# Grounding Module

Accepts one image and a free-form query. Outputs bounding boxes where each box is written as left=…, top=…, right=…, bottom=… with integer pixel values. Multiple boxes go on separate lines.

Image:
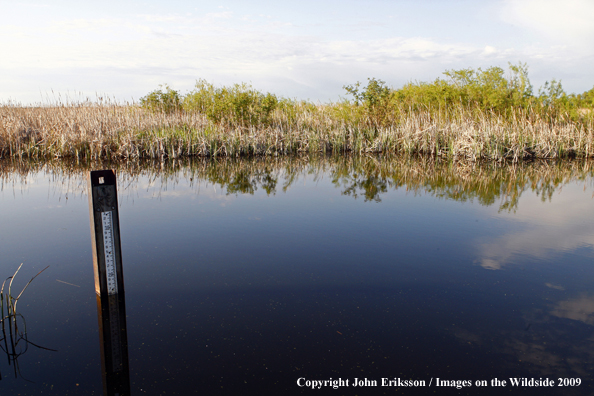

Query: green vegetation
left=342, top=63, right=593, bottom=124
left=182, top=79, right=279, bottom=127
left=139, top=85, right=182, bottom=114
left=1, top=264, right=53, bottom=379
left=1, top=63, right=593, bottom=161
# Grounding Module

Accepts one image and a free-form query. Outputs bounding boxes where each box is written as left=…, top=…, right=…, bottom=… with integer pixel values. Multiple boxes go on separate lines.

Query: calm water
left=1, top=156, right=594, bottom=395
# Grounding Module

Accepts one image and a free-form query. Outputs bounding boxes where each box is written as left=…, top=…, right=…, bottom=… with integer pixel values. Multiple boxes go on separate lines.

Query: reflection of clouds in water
left=505, top=296, right=594, bottom=378
left=551, top=294, right=594, bottom=325
left=451, top=326, right=482, bottom=345
left=451, top=306, right=594, bottom=378
left=449, top=288, right=594, bottom=378
left=477, top=185, right=594, bottom=269
left=503, top=339, right=571, bottom=376
left=545, top=283, right=565, bottom=291
left=449, top=326, right=572, bottom=376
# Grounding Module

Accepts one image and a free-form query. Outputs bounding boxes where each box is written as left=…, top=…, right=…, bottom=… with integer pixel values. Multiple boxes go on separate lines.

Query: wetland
left=1, top=155, right=594, bottom=395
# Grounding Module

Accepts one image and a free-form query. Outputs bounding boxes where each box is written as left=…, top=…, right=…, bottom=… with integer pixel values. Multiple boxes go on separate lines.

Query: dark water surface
left=1, top=156, right=594, bottom=395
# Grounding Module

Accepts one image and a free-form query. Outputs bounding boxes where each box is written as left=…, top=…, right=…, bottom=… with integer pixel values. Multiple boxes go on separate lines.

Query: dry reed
left=1, top=101, right=593, bottom=162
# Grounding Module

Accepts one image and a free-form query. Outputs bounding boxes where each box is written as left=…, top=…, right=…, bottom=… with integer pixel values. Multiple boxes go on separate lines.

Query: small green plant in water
left=1, top=263, right=54, bottom=381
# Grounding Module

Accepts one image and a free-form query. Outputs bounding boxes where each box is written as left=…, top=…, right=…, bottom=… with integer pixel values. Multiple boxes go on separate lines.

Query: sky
left=1, top=0, right=593, bottom=104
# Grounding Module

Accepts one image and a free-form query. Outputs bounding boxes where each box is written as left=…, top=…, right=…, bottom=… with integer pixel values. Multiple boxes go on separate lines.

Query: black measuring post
left=88, top=170, right=125, bottom=296
left=87, top=170, right=130, bottom=396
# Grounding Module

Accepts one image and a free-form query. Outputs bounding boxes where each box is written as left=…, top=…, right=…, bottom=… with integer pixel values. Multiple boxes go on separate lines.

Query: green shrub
left=578, top=86, right=594, bottom=108
left=183, top=80, right=278, bottom=127
left=340, top=62, right=592, bottom=124
left=139, top=85, right=182, bottom=114
left=343, top=78, right=394, bottom=127
left=391, top=62, right=534, bottom=116
left=139, top=63, right=593, bottom=129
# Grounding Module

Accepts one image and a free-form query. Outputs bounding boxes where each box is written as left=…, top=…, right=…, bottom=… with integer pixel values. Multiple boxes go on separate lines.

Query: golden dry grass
left=1, top=101, right=593, bottom=161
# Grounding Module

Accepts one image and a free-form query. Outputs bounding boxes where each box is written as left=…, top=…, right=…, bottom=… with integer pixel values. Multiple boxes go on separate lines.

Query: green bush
left=343, top=78, right=394, bottom=127
left=341, top=62, right=594, bottom=124
left=139, top=63, right=593, bottom=128
left=578, top=86, right=594, bottom=108
left=392, top=62, right=534, bottom=116
left=183, top=80, right=278, bottom=127
left=139, top=85, right=182, bottom=114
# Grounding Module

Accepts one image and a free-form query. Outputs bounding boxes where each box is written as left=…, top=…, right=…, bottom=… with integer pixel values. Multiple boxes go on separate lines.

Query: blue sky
left=1, top=0, right=593, bottom=104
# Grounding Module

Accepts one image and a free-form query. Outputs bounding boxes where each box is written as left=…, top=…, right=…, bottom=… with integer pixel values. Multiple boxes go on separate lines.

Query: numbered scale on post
left=101, top=210, right=123, bottom=371
left=101, top=211, right=119, bottom=295
left=88, top=170, right=123, bottom=297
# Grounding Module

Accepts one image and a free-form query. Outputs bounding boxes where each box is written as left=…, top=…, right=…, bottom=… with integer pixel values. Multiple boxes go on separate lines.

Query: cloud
left=2, top=3, right=592, bottom=104
left=2, top=9, right=507, bottom=103
left=500, top=0, right=594, bottom=46
left=48, top=18, right=121, bottom=34
left=137, top=11, right=233, bottom=26
left=482, top=45, right=498, bottom=57
left=0, top=18, right=485, bottom=72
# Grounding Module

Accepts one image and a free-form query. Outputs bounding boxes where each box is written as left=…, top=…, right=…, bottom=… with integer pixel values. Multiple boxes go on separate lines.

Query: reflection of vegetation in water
left=0, top=263, right=54, bottom=381
left=1, top=156, right=593, bottom=212
left=204, top=164, right=279, bottom=196
left=329, top=156, right=594, bottom=211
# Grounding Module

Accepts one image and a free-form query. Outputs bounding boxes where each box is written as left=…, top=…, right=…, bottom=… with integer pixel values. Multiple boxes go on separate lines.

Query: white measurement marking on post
left=101, top=211, right=118, bottom=295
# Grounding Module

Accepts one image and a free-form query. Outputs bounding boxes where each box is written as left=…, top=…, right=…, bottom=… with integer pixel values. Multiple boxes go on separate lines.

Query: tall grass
left=1, top=64, right=593, bottom=161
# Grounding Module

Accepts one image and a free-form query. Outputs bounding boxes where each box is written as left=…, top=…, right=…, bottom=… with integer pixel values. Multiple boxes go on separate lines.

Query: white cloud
left=482, top=45, right=498, bottom=56
left=500, top=0, right=594, bottom=45
left=1, top=2, right=593, bottom=104
left=2, top=10, right=510, bottom=103
left=0, top=19, right=487, bottom=73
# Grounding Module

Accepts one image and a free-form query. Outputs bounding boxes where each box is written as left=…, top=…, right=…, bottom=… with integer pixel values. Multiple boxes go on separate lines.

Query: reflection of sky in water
left=0, top=159, right=593, bottom=395
left=478, top=182, right=594, bottom=270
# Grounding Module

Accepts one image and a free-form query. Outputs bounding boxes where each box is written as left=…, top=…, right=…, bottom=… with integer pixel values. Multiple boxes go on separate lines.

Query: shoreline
left=1, top=103, right=593, bottom=162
